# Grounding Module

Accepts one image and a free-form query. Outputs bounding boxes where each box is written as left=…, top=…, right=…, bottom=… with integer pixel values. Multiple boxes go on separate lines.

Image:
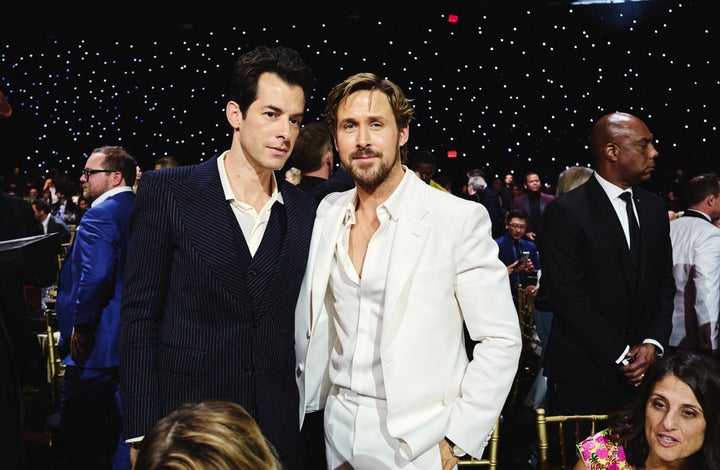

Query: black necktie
left=619, top=192, right=640, bottom=268
left=514, top=240, right=522, bottom=261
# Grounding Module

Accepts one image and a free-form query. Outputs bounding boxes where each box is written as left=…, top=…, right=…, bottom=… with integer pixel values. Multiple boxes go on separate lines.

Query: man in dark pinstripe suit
left=119, top=46, right=316, bottom=470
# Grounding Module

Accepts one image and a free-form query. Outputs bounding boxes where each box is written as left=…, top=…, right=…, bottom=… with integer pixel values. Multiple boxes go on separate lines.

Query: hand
left=525, top=231, right=537, bottom=241
left=619, top=343, right=659, bottom=387
left=507, top=261, right=519, bottom=275
left=439, top=439, right=460, bottom=470
left=130, top=447, right=139, bottom=467
left=522, top=260, right=535, bottom=273
left=525, top=285, right=538, bottom=298
left=69, top=327, right=92, bottom=359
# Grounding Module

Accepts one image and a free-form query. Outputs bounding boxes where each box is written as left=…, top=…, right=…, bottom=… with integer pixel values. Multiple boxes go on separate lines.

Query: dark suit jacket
left=308, top=165, right=354, bottom=204
left=56, top=190, right=135, bottom=369
left=46, top=215, right=72, bottom=245
left=120, top=157, right=316, bottom=469
left=513, top=191, right=555, bottom=238
left=539, top=176, right=674, bottom=390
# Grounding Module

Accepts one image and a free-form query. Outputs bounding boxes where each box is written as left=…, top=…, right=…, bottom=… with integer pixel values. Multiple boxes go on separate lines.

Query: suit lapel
left=310, top=193, right=353, bottom=328
left=586, top=178, right=637, bottom=292
left=173, top=158, right=250, bottom=297
left=382, top=177, right=430, bottom=348
left=634, top=189, right=655, bottom=289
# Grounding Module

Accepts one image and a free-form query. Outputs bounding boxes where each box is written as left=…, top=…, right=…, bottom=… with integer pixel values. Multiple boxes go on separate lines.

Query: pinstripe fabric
left=120, top=156, right=316, bottom=469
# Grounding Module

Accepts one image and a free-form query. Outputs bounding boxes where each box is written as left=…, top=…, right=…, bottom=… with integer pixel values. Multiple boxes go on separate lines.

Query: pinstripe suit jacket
left=120, top=156, right=316, bottom=468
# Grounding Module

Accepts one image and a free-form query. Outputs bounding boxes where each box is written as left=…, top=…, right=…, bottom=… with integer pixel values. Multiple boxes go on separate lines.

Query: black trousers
left=58, top=366, right=129, bottom=470
left=301, top=410, right=327, bottom=470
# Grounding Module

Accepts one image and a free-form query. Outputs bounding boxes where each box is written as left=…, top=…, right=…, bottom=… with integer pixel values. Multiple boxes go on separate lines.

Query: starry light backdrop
left=0, top=0, right=716, bottom=196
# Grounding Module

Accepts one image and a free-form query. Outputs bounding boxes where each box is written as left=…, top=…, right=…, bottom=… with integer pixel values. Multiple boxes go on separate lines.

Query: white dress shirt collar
left=92, top=186, right=132, bottom=207
left=217, top=150, right=284, bottom=205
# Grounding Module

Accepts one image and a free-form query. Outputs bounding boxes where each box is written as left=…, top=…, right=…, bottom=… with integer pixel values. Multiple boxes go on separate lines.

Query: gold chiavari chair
left=457, top=417, right=501, bottom=469
left=535, top=407, right=608, bottom=470
left=505, top=284, right=542, bottom=413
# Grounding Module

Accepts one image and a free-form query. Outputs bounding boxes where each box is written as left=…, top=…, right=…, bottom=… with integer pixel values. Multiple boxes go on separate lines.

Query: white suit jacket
left=669, top=211, right=720, bottom=352
left=295, top=170, right=522, bottom=460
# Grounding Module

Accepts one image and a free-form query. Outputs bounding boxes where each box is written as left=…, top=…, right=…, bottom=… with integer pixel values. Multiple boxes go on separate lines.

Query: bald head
left=589, top=112, right=658, bottom=189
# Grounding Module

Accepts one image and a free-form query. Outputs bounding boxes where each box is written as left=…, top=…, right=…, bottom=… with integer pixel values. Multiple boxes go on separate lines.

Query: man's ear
left=605, top=143, right=619, bottom=162
left=226, top=100, right=243, bottom=130
left=113, top=171, right=126, bottom=188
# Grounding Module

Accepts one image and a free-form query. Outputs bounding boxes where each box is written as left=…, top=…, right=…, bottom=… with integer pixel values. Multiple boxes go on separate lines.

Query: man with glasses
left=56, top=145, right=136, bottom=469
left=495, top=209, right=540, bottom=300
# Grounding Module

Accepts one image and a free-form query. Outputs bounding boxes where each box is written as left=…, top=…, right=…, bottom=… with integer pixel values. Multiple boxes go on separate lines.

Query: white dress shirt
left=327, top=170, right=410, bottom=400
left=593, top=172, right=663, bottom=360
left=217, top=151, right=282, bottom=257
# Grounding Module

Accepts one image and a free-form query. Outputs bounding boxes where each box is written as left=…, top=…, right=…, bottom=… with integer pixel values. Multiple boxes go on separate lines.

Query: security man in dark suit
left=540, top=111, right=674, bottom=418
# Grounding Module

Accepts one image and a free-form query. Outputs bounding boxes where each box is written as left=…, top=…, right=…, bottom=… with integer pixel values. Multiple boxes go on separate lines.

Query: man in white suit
left=294, top=72, right=522, bottom=469
left=668, top=172, right=720, bottom=356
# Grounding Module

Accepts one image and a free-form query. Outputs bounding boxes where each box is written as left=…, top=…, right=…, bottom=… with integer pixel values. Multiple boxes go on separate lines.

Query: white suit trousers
left=324, top=387, right=452, bottom=470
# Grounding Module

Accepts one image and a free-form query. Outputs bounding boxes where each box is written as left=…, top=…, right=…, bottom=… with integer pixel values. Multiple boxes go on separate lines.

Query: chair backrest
left=535, top=407, right=608, bottom=470
left=44, top=307, right=64, bottom=408
left=517, top=284, right=540, bottom=349
left=457, top=417, right=501, bottom=469
left=504, top=284, right=542, bottom=414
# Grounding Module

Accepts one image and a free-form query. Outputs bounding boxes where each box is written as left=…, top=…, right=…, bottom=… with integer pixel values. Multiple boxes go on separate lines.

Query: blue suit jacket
left=56, top=189, right=135, bottom=369
left=120, top=156, right=316, bottom=469
left=495, top=233, right=540, bottom=293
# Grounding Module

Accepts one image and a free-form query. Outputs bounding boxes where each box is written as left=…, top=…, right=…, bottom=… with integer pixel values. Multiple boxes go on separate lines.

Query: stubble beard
left=82, top=186, right=97, bottom=203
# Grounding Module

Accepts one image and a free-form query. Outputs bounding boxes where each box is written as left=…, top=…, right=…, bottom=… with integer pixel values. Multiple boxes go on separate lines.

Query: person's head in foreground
left=576, top=350, right=720, bottom=470
left=134, top=400, right=282, bottom=470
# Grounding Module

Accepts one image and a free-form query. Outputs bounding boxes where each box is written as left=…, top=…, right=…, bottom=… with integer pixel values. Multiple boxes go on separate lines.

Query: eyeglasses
left=508, top=223, right=527, bottom=230
left=81, top=168, right=115, bottom=179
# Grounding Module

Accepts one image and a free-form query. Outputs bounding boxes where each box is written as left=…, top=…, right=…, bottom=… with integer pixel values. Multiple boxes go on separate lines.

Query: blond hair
left=134, top=401, right=281, bottom=470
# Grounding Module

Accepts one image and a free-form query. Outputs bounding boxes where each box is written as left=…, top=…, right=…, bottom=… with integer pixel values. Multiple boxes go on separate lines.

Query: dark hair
left=154, top=156, right=179, bottom=169
left=229, top=46, right=314, bottom=118
left=323, top=72, right=414, bottom=136
left=684, top=172, right=720, bottom=207
left=524, top=171, right=540, bottom=183
left=409, top=150, right=436, bottom=167
left=608, top=350, right=720, bottom=470
left=31, top=197, right=52, bottom=214
left=290, top=121, right=332, bottom=173
left=92, top=145, right=137, bottom=187
left=506, top=209, right=528, bottom=223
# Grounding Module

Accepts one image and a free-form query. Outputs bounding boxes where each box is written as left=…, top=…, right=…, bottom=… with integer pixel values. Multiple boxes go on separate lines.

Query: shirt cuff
left=615, top=345, right=631, bottom=364
left=643, top=339, right=664, bottom=357
left=126, top=436, right=144, bottom=448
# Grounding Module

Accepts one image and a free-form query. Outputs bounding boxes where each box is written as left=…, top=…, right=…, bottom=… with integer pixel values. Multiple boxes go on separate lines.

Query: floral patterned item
left=576, top=428, right=632, bottom=470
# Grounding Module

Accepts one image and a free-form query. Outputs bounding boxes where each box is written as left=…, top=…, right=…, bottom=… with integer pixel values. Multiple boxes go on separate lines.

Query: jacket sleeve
left=120, top=171, right=174, bottom=439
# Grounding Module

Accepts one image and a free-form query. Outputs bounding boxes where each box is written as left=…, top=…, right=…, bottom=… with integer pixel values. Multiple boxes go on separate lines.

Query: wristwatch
left=444, top=436, right=467, bottom=458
